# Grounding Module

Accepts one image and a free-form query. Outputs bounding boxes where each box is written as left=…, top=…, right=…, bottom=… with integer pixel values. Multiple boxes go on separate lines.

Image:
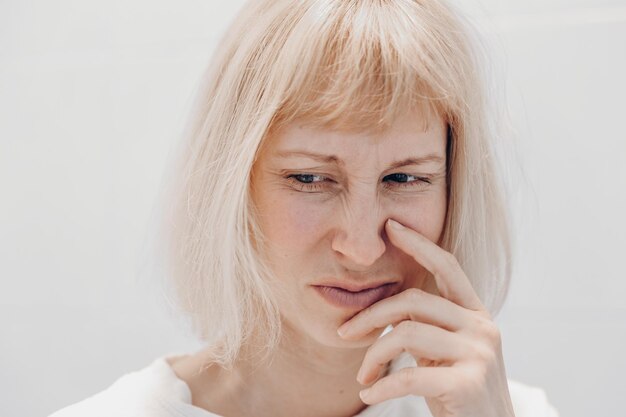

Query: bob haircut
left=155, top=0, right=512, bottom=369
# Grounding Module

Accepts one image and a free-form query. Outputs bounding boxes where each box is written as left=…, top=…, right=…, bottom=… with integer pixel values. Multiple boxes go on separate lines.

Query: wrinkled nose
left=331, top=200, right=387, bottom=268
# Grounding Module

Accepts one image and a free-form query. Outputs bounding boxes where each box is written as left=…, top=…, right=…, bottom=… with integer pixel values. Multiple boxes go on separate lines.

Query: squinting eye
left=286, top=173, right=432, bottom=193
left=286, top=174, right=330, bottom=192
left=290, top=174, right=326, bottom=184
left=382, top=173, right=432, bottom=189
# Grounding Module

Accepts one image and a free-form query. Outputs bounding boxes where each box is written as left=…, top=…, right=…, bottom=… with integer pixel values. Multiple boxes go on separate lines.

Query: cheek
left=262, top=195, right=331, bottom=249
left=391, top=193, right=447, bottom=242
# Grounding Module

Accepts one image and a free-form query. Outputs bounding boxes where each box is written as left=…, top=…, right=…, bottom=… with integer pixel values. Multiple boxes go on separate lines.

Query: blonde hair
left=154, top=0, right=513, bottom=369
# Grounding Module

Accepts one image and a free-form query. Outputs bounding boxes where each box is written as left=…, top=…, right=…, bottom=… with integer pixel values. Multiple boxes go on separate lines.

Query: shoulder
left=47, top=354, right=192, bottom=417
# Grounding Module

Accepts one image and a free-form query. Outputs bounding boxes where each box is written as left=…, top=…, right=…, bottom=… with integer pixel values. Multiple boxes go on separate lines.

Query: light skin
left=169, top=109, right=515, bottom=417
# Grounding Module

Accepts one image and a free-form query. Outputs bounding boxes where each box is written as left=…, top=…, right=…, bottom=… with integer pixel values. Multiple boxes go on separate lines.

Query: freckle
left=339, top=389, right=345, bottom=394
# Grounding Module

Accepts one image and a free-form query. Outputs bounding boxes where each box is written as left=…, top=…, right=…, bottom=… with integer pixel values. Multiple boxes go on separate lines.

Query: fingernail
left=359, top=388, right=371, bottom=401
left=388, top=219, right=404, bottom=230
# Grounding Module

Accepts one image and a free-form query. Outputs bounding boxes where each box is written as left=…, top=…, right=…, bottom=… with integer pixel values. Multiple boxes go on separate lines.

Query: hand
left=336, top=219, right=516, bottom=417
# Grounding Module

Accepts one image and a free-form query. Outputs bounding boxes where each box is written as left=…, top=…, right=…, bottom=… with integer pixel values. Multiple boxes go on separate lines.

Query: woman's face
left=250, top=110, right=448, bottom=349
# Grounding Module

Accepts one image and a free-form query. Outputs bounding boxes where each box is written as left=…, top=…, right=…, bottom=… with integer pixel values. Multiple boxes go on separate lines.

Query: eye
left=286, top=173, right=330, bottom=192
left=382, top=173, right=432, bottom=190
left=286, top=172, right=432, bottom=193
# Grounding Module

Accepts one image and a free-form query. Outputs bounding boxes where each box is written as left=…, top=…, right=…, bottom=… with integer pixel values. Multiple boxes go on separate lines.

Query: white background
left=1, top=1, right=625, bottom=416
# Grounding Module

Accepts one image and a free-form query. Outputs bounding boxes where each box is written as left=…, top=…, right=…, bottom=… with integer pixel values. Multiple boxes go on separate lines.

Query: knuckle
left=472, top=315, right=500, bottom=342
left=399, top=368, right=414, bottom=385
left=470, top=341, right=496, bottom=363
left=403, top=287, right=425, bottom=303
left=477, top=308, right=494, bottom=321
left=453, top=365, right=487, bottom=394
left=397, top=367, right=419, bottom=390
left=394, top=319, right=416, bottom=337
left=393, top=320, right=422, bottom=344
left=479, top=320, right=501, bottom=345
left=488, top=325, right=502, bottom=345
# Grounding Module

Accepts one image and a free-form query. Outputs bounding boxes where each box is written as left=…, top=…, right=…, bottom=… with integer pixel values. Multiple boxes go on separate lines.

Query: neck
left=177, top=324, right=390, bottom=417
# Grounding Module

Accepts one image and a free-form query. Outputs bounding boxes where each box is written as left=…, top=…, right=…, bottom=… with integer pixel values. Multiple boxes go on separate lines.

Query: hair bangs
left=271, top=0, right=461, bottom=134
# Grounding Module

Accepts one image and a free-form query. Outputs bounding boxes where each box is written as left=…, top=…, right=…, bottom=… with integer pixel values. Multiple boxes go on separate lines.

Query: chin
left=282, top=303, right=387, bottom=349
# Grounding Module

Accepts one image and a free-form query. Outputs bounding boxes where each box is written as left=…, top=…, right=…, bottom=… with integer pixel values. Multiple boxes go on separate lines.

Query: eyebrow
left=274, top=150, right=445, bottom=169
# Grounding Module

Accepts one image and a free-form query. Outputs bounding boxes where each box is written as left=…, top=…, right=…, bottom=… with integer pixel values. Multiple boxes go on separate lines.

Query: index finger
left=385, top=219, right=486, bottom=312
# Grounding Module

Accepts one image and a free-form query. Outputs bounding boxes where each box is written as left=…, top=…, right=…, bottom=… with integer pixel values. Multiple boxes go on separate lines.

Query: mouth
left=312, top=282, right=398, bottom=310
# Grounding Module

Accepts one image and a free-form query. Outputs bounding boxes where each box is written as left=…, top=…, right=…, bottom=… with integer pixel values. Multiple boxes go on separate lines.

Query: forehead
left=264, top=110, right=447, bottom=158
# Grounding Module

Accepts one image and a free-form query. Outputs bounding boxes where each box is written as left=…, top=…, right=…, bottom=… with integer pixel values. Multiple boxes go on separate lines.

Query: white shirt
left=49, top=351, right=559, bottom=417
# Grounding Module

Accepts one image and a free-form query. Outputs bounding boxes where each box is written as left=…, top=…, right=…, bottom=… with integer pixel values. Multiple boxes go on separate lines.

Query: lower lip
left=313, top=283, right=397, bottom=310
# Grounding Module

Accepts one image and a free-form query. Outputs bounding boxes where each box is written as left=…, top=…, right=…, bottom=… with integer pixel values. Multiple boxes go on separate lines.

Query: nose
left=331, top=199, right=387, bottom=268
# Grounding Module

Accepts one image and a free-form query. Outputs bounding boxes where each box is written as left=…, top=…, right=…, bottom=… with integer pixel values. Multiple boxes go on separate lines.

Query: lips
left=314, top=280, right=398, bottom=292
left=312, top=282, right=398, bottom=310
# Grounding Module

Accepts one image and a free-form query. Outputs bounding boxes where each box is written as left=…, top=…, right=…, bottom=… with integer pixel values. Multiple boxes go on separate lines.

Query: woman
left=51, top=0, right=559, bottom=416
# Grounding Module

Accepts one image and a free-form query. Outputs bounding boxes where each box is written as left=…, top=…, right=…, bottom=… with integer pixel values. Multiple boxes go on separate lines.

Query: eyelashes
left=285, top=173, right=433, bottom=193
left=286, top=174, right=327, bottom=192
